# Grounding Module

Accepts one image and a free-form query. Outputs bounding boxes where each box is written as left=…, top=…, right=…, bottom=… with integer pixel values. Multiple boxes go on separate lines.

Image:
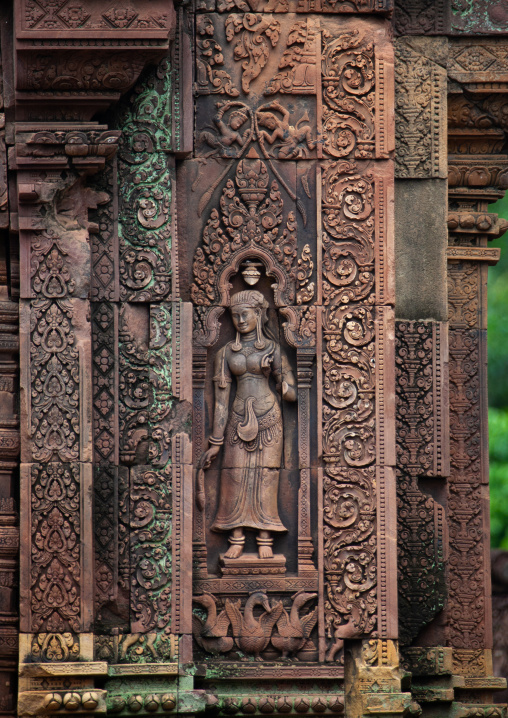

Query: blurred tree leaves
left=488, top=195, right=508, bottom=547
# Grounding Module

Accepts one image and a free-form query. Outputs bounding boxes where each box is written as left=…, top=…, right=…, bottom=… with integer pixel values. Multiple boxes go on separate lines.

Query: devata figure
left=199, top=290, right=297, bottom=560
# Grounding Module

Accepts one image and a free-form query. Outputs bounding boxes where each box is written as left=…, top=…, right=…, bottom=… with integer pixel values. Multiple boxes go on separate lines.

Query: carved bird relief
left=225, top=591, right=283, bottom=660
left=192, top=593, right=234, bottom=655
left=271, top=590, right=318, bottom=658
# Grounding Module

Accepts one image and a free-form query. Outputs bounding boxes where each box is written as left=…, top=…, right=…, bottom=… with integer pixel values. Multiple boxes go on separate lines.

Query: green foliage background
left=488, top=195, right=508, bottom=547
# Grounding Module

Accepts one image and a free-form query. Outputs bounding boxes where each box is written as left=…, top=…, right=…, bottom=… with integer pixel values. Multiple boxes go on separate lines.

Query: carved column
left=446, top=72, right=508, bottom=711
left=14, top=128, right=119, bottom=715
left=0, top=34, right=19, bottom=717
left=7, top=2, right=175, bottom=714
left=393, top=19, right=452, bottom=710
left=0, top=286, right=19, bottom=716
left=91, top=40, right=196, bottom=711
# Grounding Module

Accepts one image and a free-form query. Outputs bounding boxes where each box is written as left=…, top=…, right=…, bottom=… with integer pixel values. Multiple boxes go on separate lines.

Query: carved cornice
left=448, top=211, right=508, bottom=237
left=14, top=0, right=175, bottom=120
left=13, top=125, right=120, bottom=172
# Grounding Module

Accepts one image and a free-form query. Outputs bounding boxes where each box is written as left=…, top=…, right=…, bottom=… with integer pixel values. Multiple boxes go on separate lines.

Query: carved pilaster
left=445, top=55, right=508, bottom=714
left=0, top=296, right=19, bottom=715
left=12, top=125, right=120, bottom=714
left=395, top=319, right=449, bottom=646
left=344, top=640, right=412, bottom=718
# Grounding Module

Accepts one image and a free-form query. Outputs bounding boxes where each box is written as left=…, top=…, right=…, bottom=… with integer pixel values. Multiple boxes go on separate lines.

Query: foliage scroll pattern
left=118, top=307, right=175, bottom=635
left=321, top=30, right=375, bottom=160
left=116, top=58, right=173, bottom=302
left=321, top=157, right=378, bottom=654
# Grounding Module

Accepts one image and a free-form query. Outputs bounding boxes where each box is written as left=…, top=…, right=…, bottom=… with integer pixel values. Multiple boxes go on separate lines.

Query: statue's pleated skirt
left=211, top=402, right=287, bottom=532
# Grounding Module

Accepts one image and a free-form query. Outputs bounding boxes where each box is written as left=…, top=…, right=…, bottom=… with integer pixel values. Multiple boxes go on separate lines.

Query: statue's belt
left=231, top=399, right=280, bottom=443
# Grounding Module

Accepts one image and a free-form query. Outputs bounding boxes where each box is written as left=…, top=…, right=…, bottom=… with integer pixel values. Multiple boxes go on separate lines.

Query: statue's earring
left=254, top=313, right=265, bottom=350
left=232, top=330, right=241, bottom=351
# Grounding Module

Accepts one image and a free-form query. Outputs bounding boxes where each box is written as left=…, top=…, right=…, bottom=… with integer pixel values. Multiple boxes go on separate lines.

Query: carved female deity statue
left=199, top=290, right=297, bottom=560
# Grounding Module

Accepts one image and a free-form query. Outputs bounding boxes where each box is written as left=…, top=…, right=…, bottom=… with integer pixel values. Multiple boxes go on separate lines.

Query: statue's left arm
left=273, top=345, right=297, bottom=402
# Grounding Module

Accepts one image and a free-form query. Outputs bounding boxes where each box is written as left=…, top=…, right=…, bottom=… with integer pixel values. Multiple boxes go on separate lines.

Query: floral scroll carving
left=196, top=15, right=240, bottom=97
left=322, top=31, right=375, bottom=160
left=130, top=467, right=172, bottom=634
left=321, top=156, right=384, bottom=656
left=30, top=463, right=81, bottom=634
left=116, top=57, right=173, bottom=302
left=191, top=155, right=314, bottom=312
left=29, top=233, right=80, bottom=463
left=225, top=14, right=281, bottom=93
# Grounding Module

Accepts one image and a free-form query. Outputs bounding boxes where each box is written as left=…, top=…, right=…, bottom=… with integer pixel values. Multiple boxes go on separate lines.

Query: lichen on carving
left=115, top=57, right=173, bottom=301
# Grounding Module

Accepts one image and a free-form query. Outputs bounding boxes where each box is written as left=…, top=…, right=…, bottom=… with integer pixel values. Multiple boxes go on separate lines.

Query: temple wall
left=0, top=1, right=506, bottom=716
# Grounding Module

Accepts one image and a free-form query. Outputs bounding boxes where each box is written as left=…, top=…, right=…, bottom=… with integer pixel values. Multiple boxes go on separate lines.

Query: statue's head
left=230, top=109, right=248, bottom=130
left=258, top=112, right=278, bottom=130
left=230, top=290, right=269, bottom=350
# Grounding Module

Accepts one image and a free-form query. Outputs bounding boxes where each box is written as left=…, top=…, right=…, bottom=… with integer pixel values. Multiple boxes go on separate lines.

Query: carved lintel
left=449, top=40, right=508, bottom=89
left=14, top=126, right=120, bottom=175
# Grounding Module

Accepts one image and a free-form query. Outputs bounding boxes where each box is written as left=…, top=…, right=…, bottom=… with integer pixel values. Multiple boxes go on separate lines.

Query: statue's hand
left=261, top=351, right=273, bottom=376
left=281, top=380, right=289, bottom=397
left=199, top=444, right=221, bottom=470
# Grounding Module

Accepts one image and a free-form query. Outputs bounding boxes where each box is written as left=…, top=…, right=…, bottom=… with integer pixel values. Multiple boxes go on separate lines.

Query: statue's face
left=230, top=115, right=244, bottom=130
left=231, top=304, right=258, bottom=334
left=260, top=114, right=277, bottom=130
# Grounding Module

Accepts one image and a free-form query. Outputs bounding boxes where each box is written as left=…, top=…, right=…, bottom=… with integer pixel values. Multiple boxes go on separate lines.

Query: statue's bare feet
left=225, top=529, right=244, bottom=559
left=224, top=543, right=244, bottom=559
left=257, top=531, right=273, bottom=559
left=258, top=544, right=273, bottom=559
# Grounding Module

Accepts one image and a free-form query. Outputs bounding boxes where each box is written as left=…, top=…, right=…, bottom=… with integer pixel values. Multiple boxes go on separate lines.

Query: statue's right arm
left=198, top=346, right=231, bottom=469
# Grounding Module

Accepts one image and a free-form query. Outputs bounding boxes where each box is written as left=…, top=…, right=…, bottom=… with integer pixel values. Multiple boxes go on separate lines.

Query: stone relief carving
left=192, top=590, right=318, bottom=659
left=225, top=14, right=281, bottom=93
left=395, top=320, right=448, bottom=645
left=198, top=290, right=297, bottom=562
left=395, top=41, right=446, bottom=178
